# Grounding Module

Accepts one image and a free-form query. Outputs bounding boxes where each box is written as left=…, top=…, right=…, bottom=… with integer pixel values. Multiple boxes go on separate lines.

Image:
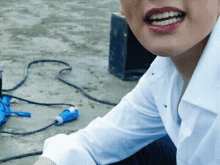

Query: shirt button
left=152, top=73, right=154, bottom=75
left=164, top=104, right=167, bottom=108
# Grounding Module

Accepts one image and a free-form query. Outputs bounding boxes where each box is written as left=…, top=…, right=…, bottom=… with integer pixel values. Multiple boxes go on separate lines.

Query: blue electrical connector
left=0, top=96, right=31, bottom=126
left=0, top=71, right=31, bottom=126
left=54, top=107, right=79, bottom=125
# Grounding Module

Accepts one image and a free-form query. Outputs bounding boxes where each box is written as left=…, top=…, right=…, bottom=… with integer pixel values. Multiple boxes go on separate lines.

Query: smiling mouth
left=143, top=6, right=186, bottom=25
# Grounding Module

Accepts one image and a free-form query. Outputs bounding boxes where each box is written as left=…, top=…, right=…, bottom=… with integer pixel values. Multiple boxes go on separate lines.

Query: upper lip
left=144, top=6, right=186, bottom=19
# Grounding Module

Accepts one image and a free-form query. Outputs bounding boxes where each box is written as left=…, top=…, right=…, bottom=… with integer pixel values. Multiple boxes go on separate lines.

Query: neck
left=170, top=34, right=210, bottom=85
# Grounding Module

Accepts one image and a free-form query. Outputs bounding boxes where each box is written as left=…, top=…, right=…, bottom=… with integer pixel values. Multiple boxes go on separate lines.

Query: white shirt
left=41, top=17, right=220, bottom=165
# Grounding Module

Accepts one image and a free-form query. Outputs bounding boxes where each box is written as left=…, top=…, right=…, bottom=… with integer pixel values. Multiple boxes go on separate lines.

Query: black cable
left=0, top=59, right=117, bottom=136
left=0, top=122, right=56, bottom=136
left=2, top=59, right=118, bottom=106
left=0, top=59, right=118, bottom=163
left=57, top=72, right=117, bottom=106
left=2, top=94, right=75, bottom=107
left=0, top=93, right=75, bottom=136
left=2, top=59, right=71, bottom=92
left=0, top=94, right=74, bottom=136
left=0, top=70, right=3, bottom=99
left=0, top=151, right=43, bottom=163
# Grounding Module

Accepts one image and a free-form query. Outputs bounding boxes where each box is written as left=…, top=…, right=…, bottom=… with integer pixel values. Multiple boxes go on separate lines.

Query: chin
left=145, top=46, right=183, bottom=57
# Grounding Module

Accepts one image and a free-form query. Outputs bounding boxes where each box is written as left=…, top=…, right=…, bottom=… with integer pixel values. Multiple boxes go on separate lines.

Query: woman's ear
left=218, top=0, right=220, bottom=17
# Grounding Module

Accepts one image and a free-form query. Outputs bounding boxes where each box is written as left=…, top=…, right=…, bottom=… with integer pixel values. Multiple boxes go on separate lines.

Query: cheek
left=124, top=12, right=144, bottom=35
left=120, top=0, right=143, bottom=19
left=186, top=14, right=217, bottom=47
left=120, top=0, right=133, bottom=14
left=186, top=1, right=219, bottom=34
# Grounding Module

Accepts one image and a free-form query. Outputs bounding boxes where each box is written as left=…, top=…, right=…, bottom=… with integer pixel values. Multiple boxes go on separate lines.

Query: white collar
left=181, top=17, right=220, bottom=114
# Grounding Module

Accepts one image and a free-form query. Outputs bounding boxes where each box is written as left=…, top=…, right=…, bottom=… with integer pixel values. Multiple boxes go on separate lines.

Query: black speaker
left=108, top=13, right=156, bottom=81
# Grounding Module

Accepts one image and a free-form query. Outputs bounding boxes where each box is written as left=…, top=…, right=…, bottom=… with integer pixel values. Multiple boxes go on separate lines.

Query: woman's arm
left=33, top=70, right=167, bottom=165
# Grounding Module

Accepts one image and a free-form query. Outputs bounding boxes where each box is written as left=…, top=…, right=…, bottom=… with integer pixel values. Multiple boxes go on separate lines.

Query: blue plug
left=54, top=107, right=79, bottom=125
left=10, top=111, right=31, bottom=117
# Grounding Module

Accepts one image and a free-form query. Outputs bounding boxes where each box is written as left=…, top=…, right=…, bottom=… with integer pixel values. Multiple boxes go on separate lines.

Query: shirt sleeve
left=41, top=73, right=167, bottom=165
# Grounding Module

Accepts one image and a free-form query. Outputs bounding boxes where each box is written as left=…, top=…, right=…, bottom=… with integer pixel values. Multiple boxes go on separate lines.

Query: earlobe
left=218, top=0, right=220, bottom=16
left=120, top=9, right=125, bottom=15
left=120, top=4, right=125, bottom=15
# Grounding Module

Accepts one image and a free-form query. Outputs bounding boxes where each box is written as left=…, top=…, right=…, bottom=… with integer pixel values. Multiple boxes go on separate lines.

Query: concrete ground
left=0, top=0, right=138, bottom=164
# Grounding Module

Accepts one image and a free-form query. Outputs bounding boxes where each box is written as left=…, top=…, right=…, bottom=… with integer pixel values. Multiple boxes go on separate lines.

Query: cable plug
left=10, top=111, right=31, bottom=117
left=54, top=107, right=79, bottom=125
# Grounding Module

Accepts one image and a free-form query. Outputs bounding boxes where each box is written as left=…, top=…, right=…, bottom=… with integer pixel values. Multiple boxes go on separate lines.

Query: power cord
left=3, top=94, right=75, bottom=107
left=0, top=151, right=43, bottom=163
left=0, top=122, right=56, bottom=136
left=2, top=59, right=117, bottom=106
left=0, top=59, right=118, bottom=163
left=0, top=59, right=117, bottom=136
left=0, top=94, right=75, bottom=136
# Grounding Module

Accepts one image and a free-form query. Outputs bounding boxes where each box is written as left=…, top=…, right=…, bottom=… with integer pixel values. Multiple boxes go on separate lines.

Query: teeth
left=174, top=12, right=179, bottom=16
left=163, top=12, right=169, bottom=18
left=149, top=11, right=182, bottom=20
left=151, top=17, right=183, bottom=25
left=158, top=14, right=163, bottom=19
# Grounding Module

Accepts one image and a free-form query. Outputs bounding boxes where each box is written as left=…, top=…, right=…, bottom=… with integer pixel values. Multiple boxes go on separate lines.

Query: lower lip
left=146, top=17, right=185, bottom=34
